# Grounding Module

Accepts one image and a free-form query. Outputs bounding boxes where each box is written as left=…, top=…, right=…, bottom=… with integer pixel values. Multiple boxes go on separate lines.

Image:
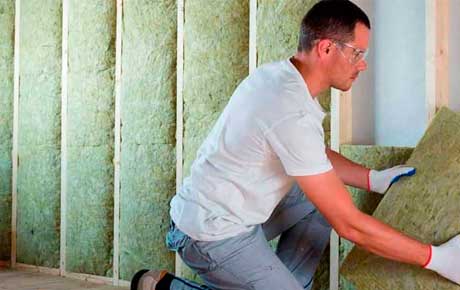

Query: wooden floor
left=0, top=269, right=128, bottom=290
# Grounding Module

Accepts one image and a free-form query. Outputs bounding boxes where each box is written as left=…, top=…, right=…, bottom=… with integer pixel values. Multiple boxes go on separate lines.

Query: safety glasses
left=333, top=40, right=368, bottom=65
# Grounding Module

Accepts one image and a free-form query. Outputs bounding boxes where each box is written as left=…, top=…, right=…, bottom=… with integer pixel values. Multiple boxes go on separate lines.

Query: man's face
left=328, top=22, right=370, bottom=91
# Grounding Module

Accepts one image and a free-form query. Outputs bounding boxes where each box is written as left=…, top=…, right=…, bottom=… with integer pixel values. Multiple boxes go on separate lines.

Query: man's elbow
left=333, top=213, right=365, bottom=244
left=336, top=224, right=363, bottom=243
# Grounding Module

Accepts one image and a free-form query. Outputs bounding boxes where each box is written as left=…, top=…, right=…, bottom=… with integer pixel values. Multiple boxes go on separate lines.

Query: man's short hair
left=298, top=0, right=371, bottom=52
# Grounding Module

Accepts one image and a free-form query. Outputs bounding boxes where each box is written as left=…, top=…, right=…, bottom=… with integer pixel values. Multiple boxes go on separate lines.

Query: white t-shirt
left=170, top=59, right=332, bottom=241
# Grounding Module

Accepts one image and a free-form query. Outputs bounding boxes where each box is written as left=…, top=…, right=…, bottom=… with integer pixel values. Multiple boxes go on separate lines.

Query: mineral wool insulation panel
left=342, top=108, right=460, bottom=290
left=182, top=0, right=249, bottom=175
left=66, top=0, right=116, bottom=276
left=16, top=0, right=61, bottom=267
left=257, top=0, right=317, bottom=65
left=0, top=0, right=14, bottom=261
left=181, top=0, right=249, bottom=281
left=339, top=145, right=413, bottom=290
left=119, top=0, right=176, bottom=280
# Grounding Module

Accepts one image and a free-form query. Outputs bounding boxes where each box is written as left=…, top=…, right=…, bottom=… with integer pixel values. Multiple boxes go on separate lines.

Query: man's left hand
left=368, top=165, right=416, bottom=194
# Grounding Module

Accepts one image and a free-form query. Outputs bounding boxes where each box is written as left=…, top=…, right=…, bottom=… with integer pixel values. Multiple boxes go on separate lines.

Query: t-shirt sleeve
left=265, top=113, right=333, bottom=176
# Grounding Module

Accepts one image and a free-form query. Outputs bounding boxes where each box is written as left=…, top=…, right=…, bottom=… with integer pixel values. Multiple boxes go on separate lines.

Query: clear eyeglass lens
left=333, top=41, right=367, bottom=64
left=351, top=49, right=368, bottom=64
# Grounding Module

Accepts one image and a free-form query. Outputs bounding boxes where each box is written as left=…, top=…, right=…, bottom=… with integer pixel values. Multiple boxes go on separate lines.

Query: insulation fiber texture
left=319, top=90, right=331, bottom=147
left=339, top=145, right=413, bottom=290
left=66, top=0, right=115, bottom=276
left=182, top=0, right=249, bottom=281
left=183, top=0, right=249, bottom=176
left=341, top=107, right=460, bottom=290
left=312, top=245, right=331, bottom=290
left=0, top=0, right=14, bottom=261
left=257, top=0, right=317, bottom=65
left=257, top=0, right=330, bottom=146
left=119, top=0, right=176, bottom=281
left=16, top=0, right=61, bottom=267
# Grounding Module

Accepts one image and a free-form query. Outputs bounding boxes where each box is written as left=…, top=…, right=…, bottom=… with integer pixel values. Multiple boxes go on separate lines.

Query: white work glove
left=425, top=235, right=460, bottom=285
left=368, top=165, right=416, bottom=194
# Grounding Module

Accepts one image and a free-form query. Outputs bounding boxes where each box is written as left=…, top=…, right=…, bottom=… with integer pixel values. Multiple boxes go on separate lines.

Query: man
left=132, top=1, right=460, bottom=289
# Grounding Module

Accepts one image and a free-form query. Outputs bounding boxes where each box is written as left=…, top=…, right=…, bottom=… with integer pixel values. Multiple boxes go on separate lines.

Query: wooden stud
left=426, top=0, right=450, bottom=123
left=113, top=0, right=123, bottom=285
left=340, top=91, right=353, bottom=144
left=435, top=0, right=449, bottom=110
left=329, top=232, right=339, bottom=290
left=330, top=89, right=340, bottom=290
left=330, top=88, right=353, bottom=290
left=331, top=88, right=353, bottom=147
left=60, top=0, right=69, bottom=276
left=175, top=0, right=185, bottom=277
left=249, top=0, right=257, bottom=73
left=11, top=0, right=21, bottom=268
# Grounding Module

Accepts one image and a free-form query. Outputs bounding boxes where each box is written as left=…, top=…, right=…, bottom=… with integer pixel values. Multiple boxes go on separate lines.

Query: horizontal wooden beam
left=14, top=263, right=120, bottom=286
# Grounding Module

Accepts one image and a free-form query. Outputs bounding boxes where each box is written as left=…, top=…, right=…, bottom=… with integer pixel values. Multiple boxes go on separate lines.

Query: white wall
left=350, top=0, right=374, bottom=145
left=373, top=0, right=427, bottom=147
left=449, top=0, right=460, bottom=111
left=351, top=0, right=428, bottom=147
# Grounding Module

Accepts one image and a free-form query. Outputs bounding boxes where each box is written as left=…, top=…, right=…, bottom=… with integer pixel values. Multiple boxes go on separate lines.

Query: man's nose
left=356, top=59, right=368, bottom=71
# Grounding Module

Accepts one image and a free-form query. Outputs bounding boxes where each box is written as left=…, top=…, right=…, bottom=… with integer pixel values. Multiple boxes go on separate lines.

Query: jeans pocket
left=181, top=240, right=217, bottom=275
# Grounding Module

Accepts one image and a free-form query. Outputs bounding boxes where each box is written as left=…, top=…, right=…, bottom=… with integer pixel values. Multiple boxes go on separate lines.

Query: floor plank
left=0, top=269, right=128, bottom=290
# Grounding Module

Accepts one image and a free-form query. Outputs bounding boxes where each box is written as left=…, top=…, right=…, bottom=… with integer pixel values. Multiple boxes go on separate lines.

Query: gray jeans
left=166, top=183, right=332, bottom=290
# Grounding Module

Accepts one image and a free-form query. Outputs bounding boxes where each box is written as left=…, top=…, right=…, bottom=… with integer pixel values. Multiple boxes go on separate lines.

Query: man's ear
left=317, top=39, right=332, bottom=58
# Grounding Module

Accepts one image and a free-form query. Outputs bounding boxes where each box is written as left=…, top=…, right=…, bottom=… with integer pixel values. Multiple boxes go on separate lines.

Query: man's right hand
left=425, top=234, right=460, bottom=285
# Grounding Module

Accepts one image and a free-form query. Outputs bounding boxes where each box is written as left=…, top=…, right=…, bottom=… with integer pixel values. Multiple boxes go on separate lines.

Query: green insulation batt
left=318, top=90, right=331, bottom=147
left=257, top=0, right=317, bottom=65
left=66, top=1, right=115, bottom=276
left=16, top=0, right=61, bottom=267
left=0, top=0, right=14, bottom=261
left=182, top=0, right=249, bottom=282
left=182, top=0, right=249, bottom=175
left=338, top=145, right=413, bottom=290
left=341, top=107, right=460, bottom=290
left=312, top=245, right=331, bottom=290
left=257, top=0, right=331, bottom=147
left=119, top=0, right=176, bottom=281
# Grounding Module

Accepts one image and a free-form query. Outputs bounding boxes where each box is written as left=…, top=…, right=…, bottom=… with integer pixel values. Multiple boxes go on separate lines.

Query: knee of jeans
left=303, top=277, right=314, bottom=290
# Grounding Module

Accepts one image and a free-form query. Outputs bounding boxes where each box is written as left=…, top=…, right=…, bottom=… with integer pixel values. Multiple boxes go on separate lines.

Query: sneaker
left=131, top=269, right=169, bottom=290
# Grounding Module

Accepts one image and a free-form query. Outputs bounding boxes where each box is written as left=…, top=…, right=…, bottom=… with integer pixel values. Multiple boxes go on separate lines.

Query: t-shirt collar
left=285, top=59, right=327, bottom=121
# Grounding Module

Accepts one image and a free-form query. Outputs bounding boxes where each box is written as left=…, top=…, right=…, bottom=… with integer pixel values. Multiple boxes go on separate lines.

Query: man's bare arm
left=295, top=169, right=430, bottom=266
left=326, top=148, right=369, bottom=190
